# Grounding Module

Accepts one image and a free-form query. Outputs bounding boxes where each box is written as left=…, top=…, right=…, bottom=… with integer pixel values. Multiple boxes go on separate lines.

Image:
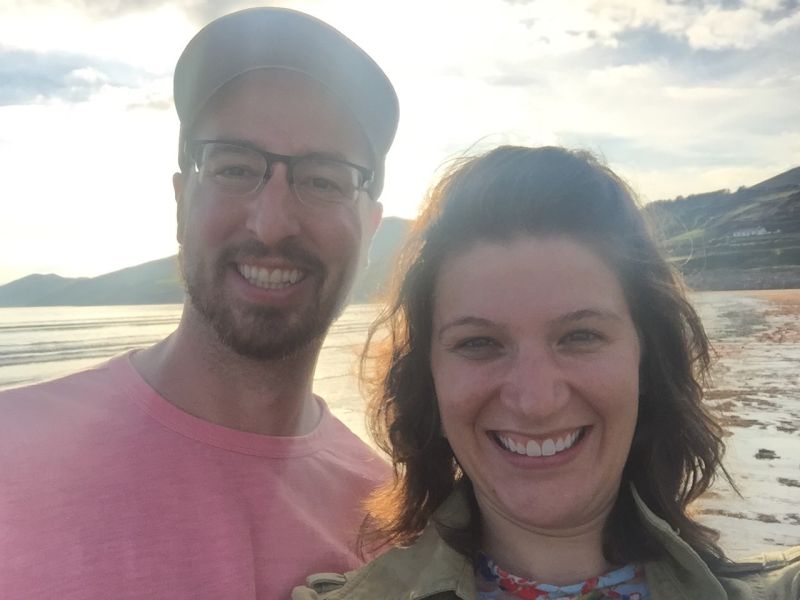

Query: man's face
left=174, top=69, right=382, bottom=359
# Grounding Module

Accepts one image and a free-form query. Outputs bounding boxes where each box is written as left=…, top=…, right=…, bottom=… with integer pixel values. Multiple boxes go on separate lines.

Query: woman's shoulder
left=291, top=522, right=474, bottom=600
left=714, top=546, right=800, bottom=599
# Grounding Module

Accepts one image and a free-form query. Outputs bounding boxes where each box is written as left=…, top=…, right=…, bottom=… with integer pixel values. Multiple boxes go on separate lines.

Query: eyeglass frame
left=186, top=139, right=375, bottom=205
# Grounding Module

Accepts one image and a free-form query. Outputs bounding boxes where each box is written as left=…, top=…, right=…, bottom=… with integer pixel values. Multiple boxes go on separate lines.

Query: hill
left=3, top=166, right=799, bottom=306
left=0, top=217, right=413, bottom=307
left=750, top=166, right=800, bottom=191
left=0, top=257, right=184, bottom=307
left=353, top=216, right=412, bottom=302
left=644, top=167, right=800, bottom=290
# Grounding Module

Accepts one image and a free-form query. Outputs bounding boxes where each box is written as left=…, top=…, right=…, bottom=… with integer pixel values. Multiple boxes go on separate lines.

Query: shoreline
left=684, top=267, right=800, bottom=292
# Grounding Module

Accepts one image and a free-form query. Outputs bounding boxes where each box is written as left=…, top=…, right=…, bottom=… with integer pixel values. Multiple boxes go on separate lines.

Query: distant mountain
left=0, top=257, right=184, bottom=307
left=354, top=216, right=413, bottom=302
left=0, top=274, right=84, bottom=307
left=0, top=217, right=413, bottom=307
left=750, top=166, right=800, bottom=191
left=3, top=165, right=799, bottom=305
left=644, top=166, right=800, bottom=289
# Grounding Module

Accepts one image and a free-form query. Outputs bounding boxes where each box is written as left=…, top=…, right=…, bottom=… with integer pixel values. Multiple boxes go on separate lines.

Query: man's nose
left=244, top=163, right=302, bottom=243
left=499, top=346, right=570, bottom=419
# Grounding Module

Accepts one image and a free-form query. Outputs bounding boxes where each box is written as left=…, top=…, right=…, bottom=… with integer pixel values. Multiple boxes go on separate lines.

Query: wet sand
left=692, top=290, right=800, bottom=558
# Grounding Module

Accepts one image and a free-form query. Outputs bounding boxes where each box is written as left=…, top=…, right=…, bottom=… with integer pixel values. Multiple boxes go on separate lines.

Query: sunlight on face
left=430, top=235, right=641, bottom=536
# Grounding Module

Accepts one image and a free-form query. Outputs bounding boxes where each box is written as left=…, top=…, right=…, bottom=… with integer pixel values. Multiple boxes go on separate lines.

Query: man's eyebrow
left=437, top=316, right=494, bottom=340
left=199, top=139, right=352, bottom=163
left=301, top=150, right=353, bottom=163
left=205, top=137, right=258, bottom=149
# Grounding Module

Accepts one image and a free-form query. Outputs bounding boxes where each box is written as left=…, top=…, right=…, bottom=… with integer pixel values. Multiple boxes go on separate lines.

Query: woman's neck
left=480, top=505, right=615, bottom=586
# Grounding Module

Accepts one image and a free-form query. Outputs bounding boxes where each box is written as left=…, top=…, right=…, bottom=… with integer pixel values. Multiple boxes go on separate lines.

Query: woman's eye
left=458, top=337, right=492, bottom=348
left=561, top=329, right=605, bottom=346
left=450, top=337, right=502, bottom=358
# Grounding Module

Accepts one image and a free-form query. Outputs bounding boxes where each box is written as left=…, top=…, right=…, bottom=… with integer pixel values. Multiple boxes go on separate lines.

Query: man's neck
left=132, top=314, right=323, bottom=437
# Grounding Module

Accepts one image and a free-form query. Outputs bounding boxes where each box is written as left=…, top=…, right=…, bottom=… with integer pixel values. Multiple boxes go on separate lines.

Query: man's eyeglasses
left=189, top=140, right=374, bottom=207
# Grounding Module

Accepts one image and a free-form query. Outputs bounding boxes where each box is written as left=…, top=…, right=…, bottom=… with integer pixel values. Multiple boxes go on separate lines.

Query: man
left=0, top=8, right=398, bottom=599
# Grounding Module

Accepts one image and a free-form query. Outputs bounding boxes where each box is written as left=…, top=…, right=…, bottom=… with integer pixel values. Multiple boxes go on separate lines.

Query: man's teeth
left=496, top=429, right=583, bottom=458
left=238, top=264, right=302, bottom=289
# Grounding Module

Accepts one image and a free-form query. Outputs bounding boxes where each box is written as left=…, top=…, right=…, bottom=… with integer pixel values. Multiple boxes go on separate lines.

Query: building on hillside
left=731, top=226, right=768, bottom=238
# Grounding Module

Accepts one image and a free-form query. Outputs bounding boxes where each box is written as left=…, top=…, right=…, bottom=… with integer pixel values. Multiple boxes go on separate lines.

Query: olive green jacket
left=292, top=488, right=800, bottom=600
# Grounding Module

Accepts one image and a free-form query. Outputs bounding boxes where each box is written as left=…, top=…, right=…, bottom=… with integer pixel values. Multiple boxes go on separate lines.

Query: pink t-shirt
left=0, top=354, right=389, bottom=599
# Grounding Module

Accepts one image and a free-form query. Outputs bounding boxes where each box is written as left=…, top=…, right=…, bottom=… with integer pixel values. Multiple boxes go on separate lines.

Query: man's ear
left=173, top=172, right=187, bottom=245
left=359, top=200, right=383, bottom=270
left=367, top=200, right=383, bottom=239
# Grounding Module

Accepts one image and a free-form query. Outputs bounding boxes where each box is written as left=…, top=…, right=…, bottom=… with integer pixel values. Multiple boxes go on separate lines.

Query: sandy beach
left=319, top=292, right=800, bottom=560
left=691, top=290, right=800, bottom=558
left=2, top=293, right=798, bottom=559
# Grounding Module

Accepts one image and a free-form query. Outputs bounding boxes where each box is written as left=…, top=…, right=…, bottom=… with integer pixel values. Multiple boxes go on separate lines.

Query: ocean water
left=0, top=304, right=185, bottom=391
left=1, top=293, right=798, bottom=557
left=0, top=303, right=381, bottom=398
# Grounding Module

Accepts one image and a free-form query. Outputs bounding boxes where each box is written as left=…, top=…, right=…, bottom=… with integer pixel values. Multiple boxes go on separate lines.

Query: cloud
left=684, top=5, right=797, bottom=49
left=11, top=0, right=289, bottom=23
left=581, top=0, right=800, bottom=51
left=0, top=46, right=149, bottom=106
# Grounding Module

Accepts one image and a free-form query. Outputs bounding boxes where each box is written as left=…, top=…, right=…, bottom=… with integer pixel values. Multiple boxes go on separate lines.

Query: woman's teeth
left=495, top=428, right=584, bottom=457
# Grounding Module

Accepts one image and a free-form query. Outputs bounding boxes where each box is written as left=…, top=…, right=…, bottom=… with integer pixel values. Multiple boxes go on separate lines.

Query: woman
left=293, top=146, right=800, bottom=599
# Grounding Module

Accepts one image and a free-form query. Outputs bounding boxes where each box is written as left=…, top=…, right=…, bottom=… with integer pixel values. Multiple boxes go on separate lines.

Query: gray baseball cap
left=174, top=7, right=399, bottom=198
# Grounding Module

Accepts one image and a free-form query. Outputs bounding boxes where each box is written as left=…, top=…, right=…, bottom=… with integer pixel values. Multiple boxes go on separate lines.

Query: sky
left=0, top=0, right=798, bottom=285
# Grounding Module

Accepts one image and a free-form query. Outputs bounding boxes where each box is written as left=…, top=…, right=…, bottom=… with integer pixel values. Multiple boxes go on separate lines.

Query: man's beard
left=180, top=239, right=351, bottom=360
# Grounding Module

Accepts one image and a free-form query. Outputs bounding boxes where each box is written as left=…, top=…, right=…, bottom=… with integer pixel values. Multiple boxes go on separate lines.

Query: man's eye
left=215, top=165, right=258, bottom=179
left=308, top=176, right=344, bottom=193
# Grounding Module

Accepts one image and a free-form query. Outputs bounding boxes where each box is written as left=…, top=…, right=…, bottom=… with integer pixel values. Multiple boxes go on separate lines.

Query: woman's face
left=430, top=235, right=641, bottom=535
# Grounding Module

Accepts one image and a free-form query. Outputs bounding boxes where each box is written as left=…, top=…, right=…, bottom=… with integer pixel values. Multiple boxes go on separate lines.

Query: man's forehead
left=191, top=69, right=373, bottom=165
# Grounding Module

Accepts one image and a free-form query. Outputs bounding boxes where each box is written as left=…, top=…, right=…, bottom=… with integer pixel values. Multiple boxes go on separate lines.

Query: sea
left=1, top=292, right=798, bottom=559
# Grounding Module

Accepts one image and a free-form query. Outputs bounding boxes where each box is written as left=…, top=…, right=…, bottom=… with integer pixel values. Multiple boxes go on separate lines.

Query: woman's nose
left=499, top=347, right=570, bottom=419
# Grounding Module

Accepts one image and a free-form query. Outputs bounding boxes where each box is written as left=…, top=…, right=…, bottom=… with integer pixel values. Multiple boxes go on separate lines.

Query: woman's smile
left=491, top=426, right=587, bottom=458
left=431, top=235, right=641, bottom=532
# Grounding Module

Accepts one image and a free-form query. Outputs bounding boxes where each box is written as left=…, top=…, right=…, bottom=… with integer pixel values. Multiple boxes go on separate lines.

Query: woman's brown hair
left=362, top=146, right=732, bottom=567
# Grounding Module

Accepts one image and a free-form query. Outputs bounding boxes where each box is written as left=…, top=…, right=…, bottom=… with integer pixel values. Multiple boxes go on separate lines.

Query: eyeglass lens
left=195, top=142, right=362, bottom=206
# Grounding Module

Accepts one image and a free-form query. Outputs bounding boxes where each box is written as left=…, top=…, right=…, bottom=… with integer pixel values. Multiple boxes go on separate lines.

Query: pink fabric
left=0, top=354, right=389, bottom=599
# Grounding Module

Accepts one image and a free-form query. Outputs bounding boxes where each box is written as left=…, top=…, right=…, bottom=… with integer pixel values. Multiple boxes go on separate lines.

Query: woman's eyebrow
left=557, top=308, right=623, bottom=324
left=436, top=309, right=624, bottom=339
left=436, top=316, right=494, bottom=339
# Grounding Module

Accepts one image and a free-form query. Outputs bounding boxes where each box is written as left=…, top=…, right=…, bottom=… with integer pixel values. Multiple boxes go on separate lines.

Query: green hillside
left=644, top=169, right=800, bottom=289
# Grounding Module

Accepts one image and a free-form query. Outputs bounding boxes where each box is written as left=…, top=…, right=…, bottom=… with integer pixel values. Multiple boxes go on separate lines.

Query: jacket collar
left=327, top=489, right=476, bottom=600
left=335, top=484, right=727, bottom=599
left=630, top=486, right=727, bottom=599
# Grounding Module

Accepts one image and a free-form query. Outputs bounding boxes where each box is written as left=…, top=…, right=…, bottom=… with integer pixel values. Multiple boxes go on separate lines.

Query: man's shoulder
left=317, top=410, right=388, bottom=468
left=1, top=355, right=125, bottom=401
left=0, top=354, right=135, bottom=436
